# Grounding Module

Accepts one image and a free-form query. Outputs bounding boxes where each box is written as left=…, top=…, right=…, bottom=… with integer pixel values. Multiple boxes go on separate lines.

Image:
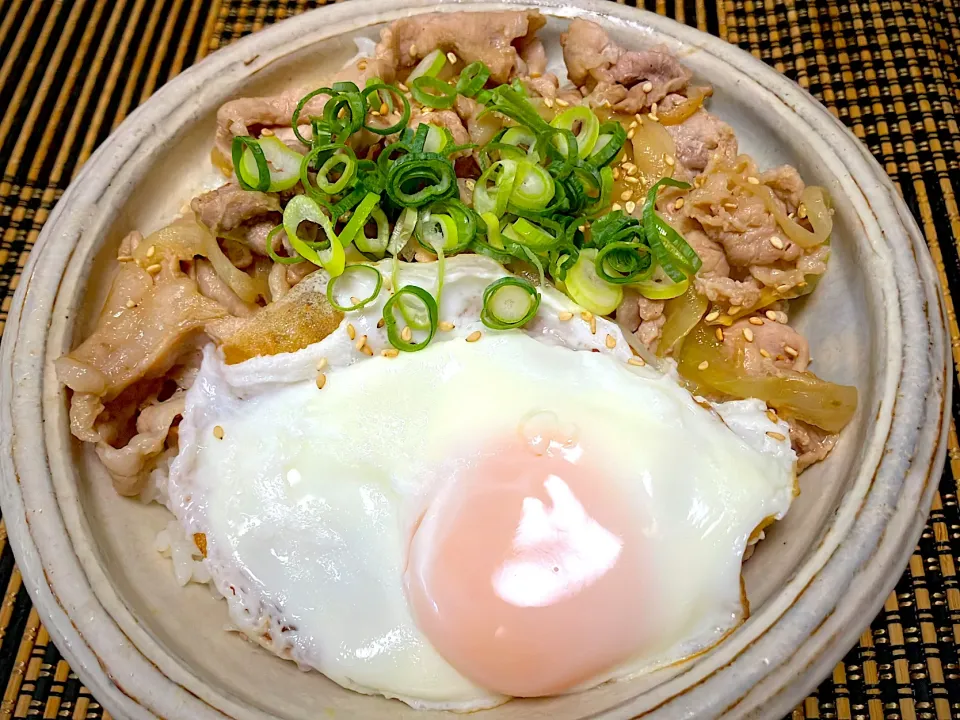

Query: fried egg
left=166, top=255, right=796, bottom=710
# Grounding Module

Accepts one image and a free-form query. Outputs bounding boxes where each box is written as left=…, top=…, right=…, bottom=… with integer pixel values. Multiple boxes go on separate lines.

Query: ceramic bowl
left=0, top=0, right=949, bottom=718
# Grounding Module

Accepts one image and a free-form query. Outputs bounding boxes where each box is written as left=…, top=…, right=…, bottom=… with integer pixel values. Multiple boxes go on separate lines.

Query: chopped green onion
left=236, top=136, right=303, bottom=192
left=291, top=87, right=332, bottom=147
left=306, top=145, right=358, bottom=196
left=231, top=137, right=271, bottom=192
left=595, top=240, right=654, bottom=284
left=551, top=106, right=600, bottom=159
left=361, top=83, right=411, bottom=135
left=264, top=225, right=301, bottom=265
left=416, top=212, right=459, bottom=254
left=326, top=264, right=384, bottom=311
left=480, top=212, right=504, bottom=249
left=481, top=277, right=541, bottom=330
left=388, top=207, right=418, bottom=255
left=504, top=217, right=561, bottom=251
left=456, top=61, right=491, bottom=97
left=642, top=178, right=699, bottom=282
left=407, top=49, right=447, bottom=83
left=283, top=195, right=345, bottom=276
left=473, top=159, right=518, bottom=217
left=564, top=248, right=623, bottom=315
left=423, top=124, right=450, bottom=153
left=323, top=88, right=366, bottom=143
left=383, top=285, right=439, bottom=352
left=338, top=192, right=382, bottom=248
left=385, top=152, right=458, bottom=207
left=411, top=76, right=457, bottom=110
left=587, top=122, right=627, bottom=167
left=508, top=161, right=555, bottom=212
left=500, top=126, right=541, bottom=161
left=354, top=207, right=391, bottom=258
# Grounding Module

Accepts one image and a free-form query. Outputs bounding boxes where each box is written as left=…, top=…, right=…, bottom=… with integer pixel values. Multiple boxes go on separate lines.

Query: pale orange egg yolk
left=405, top=437, right=649, bottom=697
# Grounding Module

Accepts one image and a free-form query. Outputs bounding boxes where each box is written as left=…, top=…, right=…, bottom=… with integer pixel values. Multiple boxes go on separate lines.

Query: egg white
left=165, top=255, right=796, bottom=709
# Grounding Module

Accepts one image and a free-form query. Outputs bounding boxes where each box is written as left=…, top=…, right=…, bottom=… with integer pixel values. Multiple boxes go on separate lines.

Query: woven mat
left=0, top=0, right=958, bottom=718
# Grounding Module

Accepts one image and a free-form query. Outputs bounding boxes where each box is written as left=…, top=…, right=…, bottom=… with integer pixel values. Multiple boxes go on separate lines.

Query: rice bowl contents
left=55, top=9, right=857, bottom=710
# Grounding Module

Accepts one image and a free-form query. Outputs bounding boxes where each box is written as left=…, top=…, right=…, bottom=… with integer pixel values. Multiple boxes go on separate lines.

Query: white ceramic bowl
left=0, top=1, right=949, bottom=718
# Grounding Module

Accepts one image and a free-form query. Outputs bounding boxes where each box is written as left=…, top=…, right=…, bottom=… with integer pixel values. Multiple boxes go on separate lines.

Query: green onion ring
left=354, top=207, right=391, bottom=259
left=507, top=160, right=555, bottom=212
left=481, top=277, right=541, bottom=330
left=361, top=83, right=411, bottom=135
left=231, top=137, right=271, bottom=192
left=595, top=241, right=654, bottom=284
left=642, top=177, right=699, bottom=282
left=326, top=264, right=384, bottom=311
left=456, top=61, right=491, bottom=97
left=383, top=285, right=439, bottom=352
left=338, top=192, right=382, bottom=248
left=473, top=159, right=518, bottom=217
left=387, top=207, right=418, bottom=255
left=264, top=225, right=301, bottom=265
left=587, top=122, right=627, bottom=167
left=551, top=106, right=601, bottom=159
left=411, top=76, right=457, bottom=110
left=291, top=87, right=333, bottom=147
left=385, top=152, right=458, bottom=207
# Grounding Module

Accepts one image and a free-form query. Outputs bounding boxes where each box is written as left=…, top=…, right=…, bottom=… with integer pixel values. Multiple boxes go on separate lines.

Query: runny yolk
left=404, top=437, right=650, bottom=697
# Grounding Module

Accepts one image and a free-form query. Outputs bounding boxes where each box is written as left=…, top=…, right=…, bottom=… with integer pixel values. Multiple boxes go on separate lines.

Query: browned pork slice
left=561, top=19, right=692, bottom=113
left=663, top=104, right=738, bottom=174
left=615, top=290, right=667, bottom=350
left=720, top=317, right=810, bottom=374
left=214, top=89, right=326, bottom=166
left=191, top=182, right=281, bottom=234
left=788, top=419, right=838, bottom=471
left=454, top=96, right=503, bottom=147
left=376, top=10, right=546, bottom=84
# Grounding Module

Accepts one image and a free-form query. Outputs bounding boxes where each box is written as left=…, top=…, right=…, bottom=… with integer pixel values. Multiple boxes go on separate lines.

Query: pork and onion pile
left=56, top=11, right=856, bottom=497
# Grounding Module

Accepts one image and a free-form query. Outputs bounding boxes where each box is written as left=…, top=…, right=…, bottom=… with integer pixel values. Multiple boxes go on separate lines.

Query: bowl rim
left=0, top=1, right=949, bottom=718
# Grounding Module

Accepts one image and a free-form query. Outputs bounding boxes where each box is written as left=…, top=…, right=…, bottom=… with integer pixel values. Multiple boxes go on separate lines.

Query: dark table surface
left=1, top=0, right=959, bottom=718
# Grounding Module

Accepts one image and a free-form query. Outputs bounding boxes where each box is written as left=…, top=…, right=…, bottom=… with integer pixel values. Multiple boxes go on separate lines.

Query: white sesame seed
left=316, top=373, right=327, bottom=389
left=743, top=328, right=754, bottom=342
left=466, top=330, right=482, bottom=342
left=559, top=311, right=574, bottom=321
left=397, top=82, right=408, bottom=92
left=370, top=109, right=381, bottom=117
left=213, top=425, right=224, bottom=440
left=723, top=202, right=738, bottom=210
left=648, top=112, right=659, bottom=122
left=769, top=236, right=785, bottom=250
left=766, top=431, right=786, bottom=441
left=765, top=310, right=778, bottom=321
left=698, top=360, right=710, bottom=370
left=627, top=357, right=646, bottom=367
left=465, top=179, right=476, bottom=190
left=715, top=328, right=725, bottom=341
left=350, top=296, right=362, bottom=306
left=116, top=255, right=134, bottom=262
left=346, top=323, right=356, bottom=340
left=544, top=97, right=554, bottom=108
left=146, top=263, right=162, bottom=274
left=401, top=326, right=412, bottom=342
left=620, top=190, right=633, bottom=201
left=376, top=317, right=385, bottom=329
left=316, top=358, right=328, bottom=371
left=626, top=128, right=635, bottom=140
left=355, top=335, right=368, bottom=351
left=665, top=155, right=675, bottom=167
left=747, top=176, right=760, bottom=185
left=625, top=176, right=640, bottom=185
left=797, top=204, right=807, bottom=218
left=380, top=102, right=389, bottom=115
left=358, top=60, right=368, bottom=71
left=784, top=345, right=799, bottom=357
left=438, top=321, right=455, bottom=331
left=675, top=197, right=685, bottom=209
left=605, top=334, right=617, bottom=349
left=749, top=317, right=764, bottom=326
left=611, top=203, right=622, bottom=211
left=555, top=98, right=569, bottom=107
left=628, top=120, right=638, bottom=130
left=634, top=113, right=644, bottom=123
left=446, top=51, right=457, bottom=64
left=766, top=409, right=779, bottom=423
left=776, top=284, right=792, bottom=293
left=382, top=348, right=399, bottom=358
left=146, top=245, right=156, bottom=258
left=125, top=299, right=136, bottom=309
left=580, top=311, right=593, bottom=322
left=261, top=127, right=274, bottom=136
left=705, top=310, right=720, bottom=322
left=409, top=44, right=417, bottom=56
left=361, top=345, right=374, bottom=356
left=759, top=348, right=772, bottom=358
left=642, top=81, right=653, bottom=92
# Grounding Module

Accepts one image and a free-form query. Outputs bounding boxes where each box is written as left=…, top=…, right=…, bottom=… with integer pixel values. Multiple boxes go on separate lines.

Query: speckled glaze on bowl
left=0, top=1, right=949, bottom=718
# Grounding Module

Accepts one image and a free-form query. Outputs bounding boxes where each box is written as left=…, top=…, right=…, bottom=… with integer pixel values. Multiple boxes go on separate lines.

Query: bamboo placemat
left=0, top=0, right=958, bottom=718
